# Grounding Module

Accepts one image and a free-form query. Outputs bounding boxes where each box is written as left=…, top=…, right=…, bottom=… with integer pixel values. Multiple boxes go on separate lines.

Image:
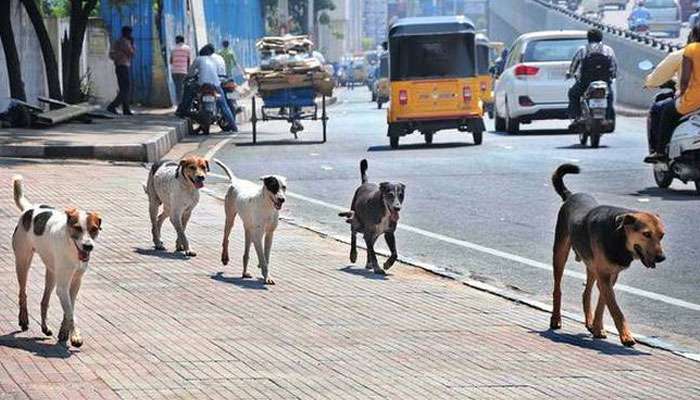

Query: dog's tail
left=360, top=159, right=368, bottom=184
left=12, top=175, right=31, bottom=212
left=552, top=163, right=580, bottom=201
left=213, top=158, right=235, bottom=182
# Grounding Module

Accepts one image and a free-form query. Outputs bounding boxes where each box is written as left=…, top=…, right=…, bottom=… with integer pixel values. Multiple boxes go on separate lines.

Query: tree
left=64, top=0, right=98, bottom=103
left=20, top=0, right=63, bottom=101
left=0, top=0, right=27, bottom=101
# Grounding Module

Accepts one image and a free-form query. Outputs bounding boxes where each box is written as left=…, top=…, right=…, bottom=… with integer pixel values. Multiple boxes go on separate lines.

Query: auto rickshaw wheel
left=377, top=101, right=382, bottom=109
left=390, top=136, right=399, bottom=149
left=473, top=129, right=483, bottom=145
left=423, top=131, right=434, bottom=145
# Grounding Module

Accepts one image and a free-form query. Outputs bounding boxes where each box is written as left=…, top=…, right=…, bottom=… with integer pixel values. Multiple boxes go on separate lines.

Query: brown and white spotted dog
left=550, top=164, right=666, bottom=347
left=11, top=176, right=102, bottom=347
left=144, top=155, right=209, bottom=256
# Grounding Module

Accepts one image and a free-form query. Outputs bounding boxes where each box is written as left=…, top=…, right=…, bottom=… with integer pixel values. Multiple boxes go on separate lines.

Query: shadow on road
left=555, top=144, right=610, bottom=149
left=133, top=247, right=189, bottom=260
left=237, top=139, right=325, bottom=147
left=634, top=187, right=700, bottom=201
left=367, top=142, right=474, bottom=152
left=490, top=129, right=572, bottom=136
left=210, top=271, right=269, bottom=290
left=0, top=332, right=75, bottom=359
left=339, top=265, right=389, bottom=280
left=536, top=329, right=651, bottom=356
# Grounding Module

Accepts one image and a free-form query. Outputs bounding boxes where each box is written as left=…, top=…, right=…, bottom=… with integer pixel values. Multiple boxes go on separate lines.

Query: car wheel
left=423, top=130, right=434, bottom=145
left=695, top=180, right=700, bottom=195
left=473, top=129, right=483, bottom=145
left=505, top=100, right=520, bottom=134
left=390, top=136, right=399, bottom=149
left=494, top=101, right=506, bottom=131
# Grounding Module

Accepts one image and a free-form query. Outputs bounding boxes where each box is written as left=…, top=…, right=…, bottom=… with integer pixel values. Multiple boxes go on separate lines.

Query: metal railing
left=534, top=0, right=683, bottom=53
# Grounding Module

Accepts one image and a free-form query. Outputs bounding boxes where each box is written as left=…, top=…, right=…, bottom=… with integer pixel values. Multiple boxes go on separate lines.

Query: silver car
left=646, top=0, right=682, bottom=38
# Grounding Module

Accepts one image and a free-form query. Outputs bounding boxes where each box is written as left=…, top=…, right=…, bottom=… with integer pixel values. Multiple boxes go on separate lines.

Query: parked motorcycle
left=640, top=60, right=700, bottom=193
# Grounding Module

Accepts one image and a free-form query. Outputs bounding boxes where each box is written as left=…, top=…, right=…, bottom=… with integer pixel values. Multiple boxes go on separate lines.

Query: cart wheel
left=251, top=96, right=257, bottom=144
left=322, top=95, right=328, bottom=143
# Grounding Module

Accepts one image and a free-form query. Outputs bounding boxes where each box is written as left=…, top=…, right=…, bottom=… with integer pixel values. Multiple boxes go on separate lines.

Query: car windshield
left=523, top=38, right=587, bottom=62
left=390, top=34, right=475, bottom=80
left=645, top=0, right=675, bottom=7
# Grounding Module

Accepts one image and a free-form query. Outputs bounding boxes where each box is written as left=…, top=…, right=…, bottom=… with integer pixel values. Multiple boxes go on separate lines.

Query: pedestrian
left=107, top=26, right=135, bottom=115
left=218, top=40, right=244, bottom=79
left=170, top=35, right=191, bottom=105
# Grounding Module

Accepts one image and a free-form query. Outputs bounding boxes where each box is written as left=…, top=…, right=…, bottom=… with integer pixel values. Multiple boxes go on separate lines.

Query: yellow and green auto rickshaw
left=387, top=16, right=484, bottom=149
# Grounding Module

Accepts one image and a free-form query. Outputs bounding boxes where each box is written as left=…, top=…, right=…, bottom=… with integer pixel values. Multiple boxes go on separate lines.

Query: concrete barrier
left=489, top=0, right=670, bottom=110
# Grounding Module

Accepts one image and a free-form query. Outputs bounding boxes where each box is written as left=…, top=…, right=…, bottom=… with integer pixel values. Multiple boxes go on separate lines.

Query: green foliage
left=43, top=0, right=102, bottom=17
left=361, top=37, right=374, bottom=51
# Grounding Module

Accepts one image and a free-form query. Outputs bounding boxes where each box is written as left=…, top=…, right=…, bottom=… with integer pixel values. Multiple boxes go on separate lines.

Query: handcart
left=251, top=86, right=328, bottom=144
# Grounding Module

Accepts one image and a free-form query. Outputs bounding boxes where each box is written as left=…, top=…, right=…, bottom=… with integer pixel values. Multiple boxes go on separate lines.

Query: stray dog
left=11, top=176, right=102, bottom=347
left=339, top=159, right=405, bottom=275
left=145, top=155, right=209, bottom=256
left=550, top=164, right=666, bottom=347
left=213, top=159, right=287, bottom=285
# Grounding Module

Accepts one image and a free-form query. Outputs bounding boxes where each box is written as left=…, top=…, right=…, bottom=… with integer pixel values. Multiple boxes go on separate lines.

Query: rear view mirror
left=638, top=60, right=654, bottom=71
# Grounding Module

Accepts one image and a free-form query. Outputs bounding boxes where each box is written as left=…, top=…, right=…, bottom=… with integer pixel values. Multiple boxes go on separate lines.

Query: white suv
left=494, top=31, right=588, bottom=134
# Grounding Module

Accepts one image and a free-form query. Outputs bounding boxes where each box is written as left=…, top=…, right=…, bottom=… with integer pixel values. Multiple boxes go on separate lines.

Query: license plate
left=202, top=95, right=216, bottom=102
left=226, top=92, right=240, bottom=100
left=589, top=98, right=607, bottom=108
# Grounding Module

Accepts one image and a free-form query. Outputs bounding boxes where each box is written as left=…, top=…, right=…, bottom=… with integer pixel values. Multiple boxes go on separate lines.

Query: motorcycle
left=568, top=74, right=615, bottom=148
left=628, top=16, right=650, bottom=33
left=640, top=61, right=700, bottom=193
left=220, top=77, right=240, bottom=132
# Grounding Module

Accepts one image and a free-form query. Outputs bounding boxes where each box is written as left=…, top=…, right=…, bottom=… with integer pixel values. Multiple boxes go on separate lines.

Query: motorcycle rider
left=628, top=0, right=651, bottom=31
left=176, top=44, right=236, bottom=132
left=567, top=28, right=617, bottom=129
left=646, top=25, right=700, bottom=162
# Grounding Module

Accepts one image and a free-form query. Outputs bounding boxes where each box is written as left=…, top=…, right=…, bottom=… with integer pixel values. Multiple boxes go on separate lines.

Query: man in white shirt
left=176, top=44, right=236, bottom=131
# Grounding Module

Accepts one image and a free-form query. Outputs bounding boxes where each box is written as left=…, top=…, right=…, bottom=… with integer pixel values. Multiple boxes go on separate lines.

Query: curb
left=0, top=119, right=188, bottom=162
left=616, top=103, right=648, bottom=118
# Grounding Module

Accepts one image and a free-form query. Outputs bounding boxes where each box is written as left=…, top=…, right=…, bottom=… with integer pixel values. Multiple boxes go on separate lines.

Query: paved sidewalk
left=0, top=159, right=698, bottom=399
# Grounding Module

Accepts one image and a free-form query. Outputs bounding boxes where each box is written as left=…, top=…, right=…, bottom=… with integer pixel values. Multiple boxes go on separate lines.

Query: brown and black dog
left=550, top=164, right=666, bottom=347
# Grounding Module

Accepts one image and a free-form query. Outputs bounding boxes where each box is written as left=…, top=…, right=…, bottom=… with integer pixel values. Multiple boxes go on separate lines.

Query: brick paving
left=0, top=159, right=698, bottom=399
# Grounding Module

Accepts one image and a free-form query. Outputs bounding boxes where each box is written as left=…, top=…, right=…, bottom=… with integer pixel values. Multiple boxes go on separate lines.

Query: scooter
left=220, top=77, right=240, bottom=132
left=182, top=76, right=222, bottom=135
left=641, top=73, right=700, bottom=192
left=568, top=74, right=615, bottom=148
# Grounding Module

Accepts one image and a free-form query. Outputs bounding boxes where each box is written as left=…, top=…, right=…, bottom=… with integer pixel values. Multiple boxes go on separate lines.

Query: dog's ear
left=65, top=208, right=80, bottom=225
left=176, top=159, right=187, bottom=178
left=379, top=182, right=390, bottom=192
left=616, top=213, right=637, bottom=231
left=87, top=212, right=102, bottom=234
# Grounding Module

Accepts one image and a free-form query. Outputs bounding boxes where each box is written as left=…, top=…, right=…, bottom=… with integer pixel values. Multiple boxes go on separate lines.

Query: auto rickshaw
left=476, top=34, right=494, bottom=119
left=387, top=16, right=485, bottom=149
left=374, top=52, right=390, bottom=109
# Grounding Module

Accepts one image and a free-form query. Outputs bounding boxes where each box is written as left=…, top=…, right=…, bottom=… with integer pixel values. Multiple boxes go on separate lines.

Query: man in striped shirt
left=170, top=35, right=191, bottom=104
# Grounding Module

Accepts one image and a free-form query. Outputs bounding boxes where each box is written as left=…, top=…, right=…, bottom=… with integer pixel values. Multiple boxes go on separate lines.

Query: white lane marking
left=310, top=152, right=320, bottom=156
left=500, top=145, right=513, bottom=150
left=204, top=138, right=233, bottom=160
left=284, top=191, right=700, bottom=312
left=321, top=165, right=334, bottom=171
left=638, top=198, right=651, bottom=203
left=553, top=157, right=580, bottom=163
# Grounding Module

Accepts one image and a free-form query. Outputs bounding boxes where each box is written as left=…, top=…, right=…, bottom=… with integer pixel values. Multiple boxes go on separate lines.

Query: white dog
left=144, top=155, right=209, bottom=256
left=11, top=176, right=102, bottom=347
left=213, top=159, right=287, bottom=285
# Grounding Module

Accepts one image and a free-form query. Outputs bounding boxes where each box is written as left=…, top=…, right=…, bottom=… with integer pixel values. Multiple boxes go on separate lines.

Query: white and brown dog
left=213, top=159, right=287, bottom=284
left=145, top=155, right=209, bottom=256
left=11, top=176, right=102, bottom=347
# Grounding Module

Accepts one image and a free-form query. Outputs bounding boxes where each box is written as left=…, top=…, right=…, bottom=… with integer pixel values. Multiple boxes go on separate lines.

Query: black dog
left=339, top=159, right=405, bottom=274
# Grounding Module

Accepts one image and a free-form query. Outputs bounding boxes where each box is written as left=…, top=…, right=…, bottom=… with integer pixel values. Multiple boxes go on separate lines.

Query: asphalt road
left=209, top=87, right=700, bottom=353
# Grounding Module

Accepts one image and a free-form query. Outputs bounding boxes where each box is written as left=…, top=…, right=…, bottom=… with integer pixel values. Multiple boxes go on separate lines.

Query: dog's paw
left=41, top=325, right=53, bottom=337
left=383, top=256, right=397, bottom=270
left=264, top=277, right=276, bottom=285
left=620, top=333, right=636, bottom=347
left=18, top=311, right=29, bottom=331
left=19, top=321, right=28, bottom=332
left=184, top=250, right=197, bottom=257
left=549, top=316, right=562, bottom=330
left=350, top=249, right=357, bottom=263
left=373, top=267, right=386, bottom=275
left=589, top=327, right=607, bottom=339
left=70, top=331, right=83, bottom=348
left=242, top=272, right=253, bottom=279
left=58, top=325, right=70, bottom=343
left=154, top=243, right=166, bottom=251
left=221, top=254, right=229, bottom=265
